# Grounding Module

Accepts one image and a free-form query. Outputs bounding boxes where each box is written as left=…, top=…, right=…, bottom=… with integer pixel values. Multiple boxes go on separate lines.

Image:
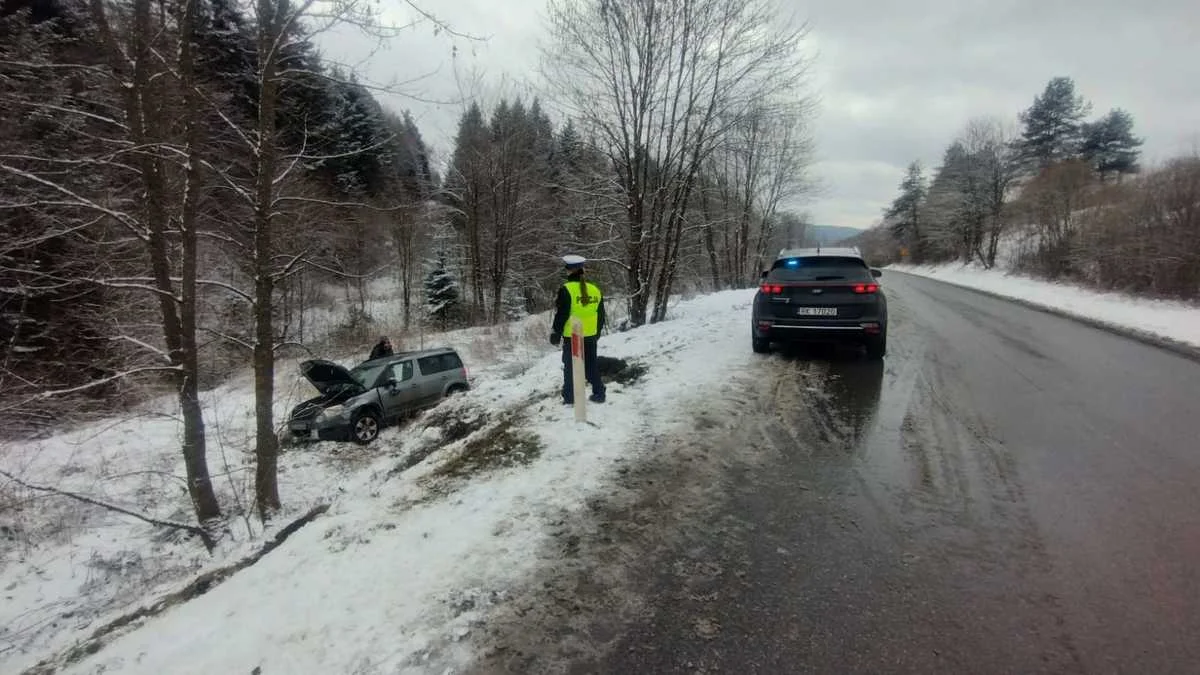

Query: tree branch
left=273, top=340, right=315, bottom=355
left=27, top=366, right=181, bottom=401
left=0, top=215, right=108, bottom=256
left=0, top=468, right=216, bottom=552
left=195, top=278, right=256, bottom=304
left=110, top=334, right=173, bottom=363
left=269, top=251, right=310, bottom=282
left=0, top=163, right=145, bottom=237
left=13, top=100, right=129, bottom=130
left=403, top=0, right=486, bottom=40
left=273, top=195, right=409, bottom=211
left=198, top=326, right=254, bottom=352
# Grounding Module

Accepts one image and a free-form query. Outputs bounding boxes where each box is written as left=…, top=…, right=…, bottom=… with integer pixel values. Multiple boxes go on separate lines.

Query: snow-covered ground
left=892, top=263, right=1200, bottom=349
left=0, top=307, right=549, bottom=672
left=1, top=288, right=759, bottom=674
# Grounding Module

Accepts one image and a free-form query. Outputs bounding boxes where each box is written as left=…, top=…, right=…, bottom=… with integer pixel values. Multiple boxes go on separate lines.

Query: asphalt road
left=471, top=271, right=1200, bottom=675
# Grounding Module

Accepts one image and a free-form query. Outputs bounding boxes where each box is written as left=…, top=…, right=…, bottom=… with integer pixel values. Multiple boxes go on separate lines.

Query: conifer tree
left=1081, top=108, right=1143, bottom=180
left=1015, top=76, right=1091, bottom=170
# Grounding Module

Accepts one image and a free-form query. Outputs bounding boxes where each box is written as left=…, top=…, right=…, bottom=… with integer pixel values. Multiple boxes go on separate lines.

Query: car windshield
left=349, top=362, right=389, bottom=389
left=768, top=257, right=871, bottom=282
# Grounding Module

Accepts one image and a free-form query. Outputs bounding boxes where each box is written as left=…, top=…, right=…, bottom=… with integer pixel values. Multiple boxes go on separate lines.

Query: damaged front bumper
left=289, top=405, right=353, bottom=442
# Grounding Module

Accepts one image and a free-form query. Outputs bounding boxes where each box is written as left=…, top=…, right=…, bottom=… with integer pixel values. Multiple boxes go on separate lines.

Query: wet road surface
left=470, top=272, right=1200, bottom=674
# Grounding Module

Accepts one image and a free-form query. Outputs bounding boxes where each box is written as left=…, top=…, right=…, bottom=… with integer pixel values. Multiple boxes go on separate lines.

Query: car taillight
left=759, top=284, right=784, bottom=294
left=853, top=283, right=879, bottom=294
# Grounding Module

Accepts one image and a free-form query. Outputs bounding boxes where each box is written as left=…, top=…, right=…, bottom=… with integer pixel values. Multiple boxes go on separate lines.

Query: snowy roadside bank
left=890, top=263, right=1200, bottom=355
left=1, top=311, right=554, bottom=674
left=6, top=289, right=760, bottom=675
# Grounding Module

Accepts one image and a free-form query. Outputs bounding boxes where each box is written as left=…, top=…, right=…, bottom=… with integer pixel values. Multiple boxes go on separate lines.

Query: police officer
left=550, top=254, right=606, bottom=404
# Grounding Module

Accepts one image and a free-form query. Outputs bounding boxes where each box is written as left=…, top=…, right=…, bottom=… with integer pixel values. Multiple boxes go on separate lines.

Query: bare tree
left=0, top=0, right=225, bottom=532
left=202, top=0, right=465, bottom=517
left=960, top=117, right=1020, bottom=268
left=391, top=203, right=429, bottom=327
left=1076, top=154, right=1200, bottom=297
left=1, top=0, right=460, bottom=534
left=443, top=102, right=490, bottom=320
left=388, top=111, right=435, bottom=328
left=483, top=100, right=555, bottom=323
left=917, top=120, right=1019, bottom=268
left=543, top=0, right=813, bottom=325
left=700, top=100, right=815, bottom=287
left=1014, top=159, right=1094, bottom=277
left=750, top=106, right=815, bottom=275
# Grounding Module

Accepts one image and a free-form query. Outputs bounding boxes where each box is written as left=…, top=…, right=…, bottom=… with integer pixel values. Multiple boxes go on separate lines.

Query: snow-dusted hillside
left=0, top=301, right=549, bottom=671
left=1, top=288, right=759, bottom=675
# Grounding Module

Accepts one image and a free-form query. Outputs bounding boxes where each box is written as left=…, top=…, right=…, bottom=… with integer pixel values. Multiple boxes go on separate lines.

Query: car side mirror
left=871, top=268, right=883, bottom=278
left=760, top=270, right=769, bottom=280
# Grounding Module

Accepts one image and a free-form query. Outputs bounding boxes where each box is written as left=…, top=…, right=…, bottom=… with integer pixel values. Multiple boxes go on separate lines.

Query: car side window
left=418, top=355, right=445, bottom=375
left=389, top=360, right=413, bottom=383
left=416, top=352, right=463, bottom=376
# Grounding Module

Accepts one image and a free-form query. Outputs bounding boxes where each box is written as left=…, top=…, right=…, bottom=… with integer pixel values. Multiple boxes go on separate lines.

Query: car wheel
left=752, top=336, right=771, bottom=354
left=445, top=384, right=468, bottom=397
left=350, top=409, right=381, bottom=444
left=865, top=334, right=887, bottom=360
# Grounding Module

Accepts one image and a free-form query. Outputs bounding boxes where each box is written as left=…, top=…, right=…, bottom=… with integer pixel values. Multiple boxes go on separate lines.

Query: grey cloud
left=806, top=0, right=1200, bottom=226
left=319, top=1, right=543, bottom=163
left=321, top=0, right=1200, bottom=229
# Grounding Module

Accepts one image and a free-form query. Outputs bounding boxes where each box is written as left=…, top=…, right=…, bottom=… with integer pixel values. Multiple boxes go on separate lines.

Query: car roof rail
left=412, top=346, right=455, bottom=356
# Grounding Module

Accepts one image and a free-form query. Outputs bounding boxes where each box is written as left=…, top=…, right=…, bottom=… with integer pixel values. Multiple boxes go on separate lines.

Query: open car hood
left=299, top=359, right=364, bottom=396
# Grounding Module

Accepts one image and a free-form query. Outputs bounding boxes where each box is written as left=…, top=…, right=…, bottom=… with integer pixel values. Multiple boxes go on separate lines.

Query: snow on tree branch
left=109, top=334, right=173, bottom=363
left=199, top=327, right=254, bottom=352
left=0, top=163, right=145, bottom=236
left=194, top=279, right=256, bottom=304
left=0, top=468, right=217, bottom=553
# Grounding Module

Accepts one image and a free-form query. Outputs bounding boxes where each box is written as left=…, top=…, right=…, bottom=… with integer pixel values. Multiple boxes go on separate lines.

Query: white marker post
left=570, top=317, right=587, bottom=422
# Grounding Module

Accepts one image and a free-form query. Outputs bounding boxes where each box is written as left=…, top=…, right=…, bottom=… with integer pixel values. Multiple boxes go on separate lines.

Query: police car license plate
left=797, top=307, right=837, bottom=316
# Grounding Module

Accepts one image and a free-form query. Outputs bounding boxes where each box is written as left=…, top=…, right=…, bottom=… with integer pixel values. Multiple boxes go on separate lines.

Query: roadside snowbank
left=892, top=263, right=1200, bottom=349
left=0, top=311, right=548, bottom=673
left=3, top=289, right=759, bottom=675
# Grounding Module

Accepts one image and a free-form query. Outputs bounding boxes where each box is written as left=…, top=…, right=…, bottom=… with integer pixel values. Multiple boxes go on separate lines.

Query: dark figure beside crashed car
left=550, top=254, right=606, bottom=405
left=368, top=336, right=394, bottom=361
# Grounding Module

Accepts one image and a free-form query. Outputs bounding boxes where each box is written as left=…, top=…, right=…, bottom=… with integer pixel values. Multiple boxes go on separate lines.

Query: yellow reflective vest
left=562, top=281, right=602, bottom=337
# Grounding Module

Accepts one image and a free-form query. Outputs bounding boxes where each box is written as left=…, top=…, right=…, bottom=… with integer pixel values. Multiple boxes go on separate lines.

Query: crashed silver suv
left=289, top=347, right=470, bottom=444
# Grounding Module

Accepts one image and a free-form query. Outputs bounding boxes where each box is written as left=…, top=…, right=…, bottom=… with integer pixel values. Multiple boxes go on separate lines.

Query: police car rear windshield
left=767, top=257, right=872, bottom=282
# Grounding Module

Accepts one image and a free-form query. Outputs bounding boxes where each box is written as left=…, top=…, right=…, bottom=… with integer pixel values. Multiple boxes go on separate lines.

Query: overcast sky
left=319, top=0, right=1200, bottom=230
